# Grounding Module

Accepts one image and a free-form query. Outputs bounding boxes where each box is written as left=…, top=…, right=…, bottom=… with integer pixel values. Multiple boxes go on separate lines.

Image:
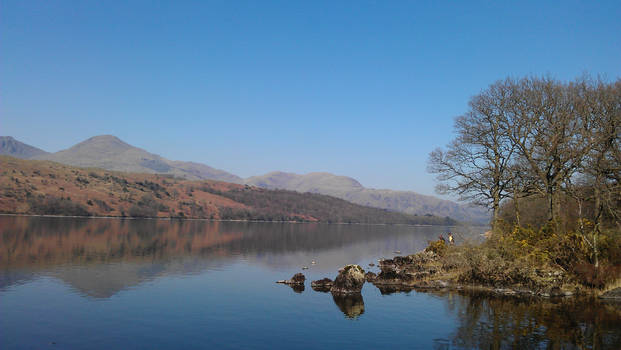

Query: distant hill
left=245, top=171, right=490, bottom=224
left=3, top=135, right=488, bottom=223
left=31, top=135, right=242, bottom=183
left=0, top=156, right=457, bottom=225
left=0, top=136, right=49, bottom=159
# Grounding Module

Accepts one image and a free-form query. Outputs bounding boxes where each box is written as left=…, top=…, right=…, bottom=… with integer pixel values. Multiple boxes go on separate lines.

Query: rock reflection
left=332, top=293, right=365, bottom=319
left=375, top=285, right=414, bottom=295
left=290, top=284, right=305, bottom=293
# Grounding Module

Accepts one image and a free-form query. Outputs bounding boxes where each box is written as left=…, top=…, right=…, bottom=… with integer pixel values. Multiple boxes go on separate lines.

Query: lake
left=1, top=216, right=620, bottom=349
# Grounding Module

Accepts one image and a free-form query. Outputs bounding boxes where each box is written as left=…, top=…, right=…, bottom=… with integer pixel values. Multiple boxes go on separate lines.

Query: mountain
left=245, top=171, right=490, bottom=224
left=0, top=136, right=49, bottom=159
left=4, top=135, right=488, bottom=223
left=0, top=156, right=456, bottom=225
left=32, top=135, right=242, bottom=183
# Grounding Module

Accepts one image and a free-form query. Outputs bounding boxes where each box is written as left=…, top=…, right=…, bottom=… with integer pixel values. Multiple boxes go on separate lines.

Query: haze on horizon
left=2, top=1, right=620, bottom=197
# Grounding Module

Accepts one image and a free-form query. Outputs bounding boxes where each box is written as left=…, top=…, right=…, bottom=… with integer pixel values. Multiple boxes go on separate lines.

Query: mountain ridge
left=29, top=135, right=243, bottom=183
left=0, top=136, right=49, bottom=159
left=1, top=135, right=489, bottom=223
left=0, top=156, right=456, bottom=225
left=244, top=171, right=489, bottom=223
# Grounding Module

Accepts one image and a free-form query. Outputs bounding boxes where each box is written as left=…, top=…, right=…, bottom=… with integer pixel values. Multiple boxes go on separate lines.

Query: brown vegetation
left=0, top=156, right=456, bottom=225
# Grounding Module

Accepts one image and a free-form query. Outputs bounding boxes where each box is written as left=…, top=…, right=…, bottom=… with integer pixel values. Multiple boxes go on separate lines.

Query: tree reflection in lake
left=433, top=290, right=621, bottom=349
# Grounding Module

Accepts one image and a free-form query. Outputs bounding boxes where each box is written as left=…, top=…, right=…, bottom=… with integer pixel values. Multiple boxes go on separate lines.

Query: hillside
left=245, top=171, right=489, bottom=223
left=0, top=136, right=49, bottom=159
left=0, top=156, right=457, bottom=225
left=29, top=135, right=242, bottom=183
left=2, top=135, right=488, bottom=223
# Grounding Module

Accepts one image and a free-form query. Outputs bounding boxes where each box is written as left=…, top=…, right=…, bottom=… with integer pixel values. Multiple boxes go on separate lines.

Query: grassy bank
left=374, top=222, right=621, bottom=297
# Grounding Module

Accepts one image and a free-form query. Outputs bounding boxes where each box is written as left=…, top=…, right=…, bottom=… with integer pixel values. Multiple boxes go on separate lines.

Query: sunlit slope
left=0, top=156, right=456, bottom=225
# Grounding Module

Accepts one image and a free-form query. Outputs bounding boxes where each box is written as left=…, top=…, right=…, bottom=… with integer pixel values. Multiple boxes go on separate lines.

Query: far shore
left=0, top=213, right=480, bottom=228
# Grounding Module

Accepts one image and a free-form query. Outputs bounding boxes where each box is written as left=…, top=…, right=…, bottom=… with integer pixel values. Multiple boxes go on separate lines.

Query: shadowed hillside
left=246, top=171, right=489, bottom=223
left=0, top=136, right=49, bottom=159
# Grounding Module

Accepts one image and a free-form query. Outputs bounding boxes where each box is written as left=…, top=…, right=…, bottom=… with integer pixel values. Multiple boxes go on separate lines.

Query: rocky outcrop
left=365, top=271, right=377, bottom=282
left=373, top=251, right=439, bottom=287
left=276, top=273, right=305, bottom=285
left=311, top=278, right=333, bottom=292
left=330, top=265, right=365, bottom=295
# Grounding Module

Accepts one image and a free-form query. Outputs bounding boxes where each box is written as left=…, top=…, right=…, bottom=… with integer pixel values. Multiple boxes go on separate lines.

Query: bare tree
left=502, top=77, right=592, bottom=223
left=428, top=80, right=517, bottom=225
left=572, top=78, right=621, bottom=266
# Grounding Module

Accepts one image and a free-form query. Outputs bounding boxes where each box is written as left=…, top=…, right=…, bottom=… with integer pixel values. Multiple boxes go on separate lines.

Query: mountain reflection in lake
left=1, top=216, right=619, bottom=349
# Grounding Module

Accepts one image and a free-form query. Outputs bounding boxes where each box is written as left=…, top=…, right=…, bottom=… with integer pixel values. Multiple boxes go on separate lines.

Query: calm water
left=1, top=216, right=620, bottom=349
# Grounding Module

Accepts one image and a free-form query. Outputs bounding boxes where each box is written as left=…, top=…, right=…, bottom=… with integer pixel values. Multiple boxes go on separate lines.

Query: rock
left=311, top=278, right=333, bottom=292
left=413, top=279, right=449, bottom=289
left=494, top=288, right=517, bottom=296
left=373, top=252, right=438, bottom=287
left=330, top=264, right=365, bottom=295
left=365, top=271, right=377, bottom=282
left=368, top=263, right=375, bottom=267
left=276, top=272, right=306, bottom=285
left=599, top=287, right=621, bottom=300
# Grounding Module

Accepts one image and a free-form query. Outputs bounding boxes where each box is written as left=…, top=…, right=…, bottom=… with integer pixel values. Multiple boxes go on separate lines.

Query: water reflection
left=0, top=216, right=457, bottom=297
left=292, top=284, right=305, bottom=293
left=332, top=293, right=365, bottom=319
left=1, top=216, right=454, bottom=269
left=433, top=290, right=621, bottom=349
left=1, top=216, right=619, bottom=348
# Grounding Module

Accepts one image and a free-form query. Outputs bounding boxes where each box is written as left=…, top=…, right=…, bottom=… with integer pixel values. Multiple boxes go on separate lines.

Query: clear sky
left=2, top=1, right=620, bottom=196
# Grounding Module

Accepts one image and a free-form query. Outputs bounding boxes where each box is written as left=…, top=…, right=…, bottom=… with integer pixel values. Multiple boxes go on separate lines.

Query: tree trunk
left=491, top=193, right=500, bottom=230
left=547, top=187, right=555, bottom=222
left=593, top=182, right=602, bottom=268
left=514, top=197, right=521, bottom=227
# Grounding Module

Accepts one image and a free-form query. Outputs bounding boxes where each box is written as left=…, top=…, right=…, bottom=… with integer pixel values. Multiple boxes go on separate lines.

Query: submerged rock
left=311, top=278, right=333, bottom=292
left=276, top=273, right=306, bottom=285
left=330, top=264, right=365, bottom=295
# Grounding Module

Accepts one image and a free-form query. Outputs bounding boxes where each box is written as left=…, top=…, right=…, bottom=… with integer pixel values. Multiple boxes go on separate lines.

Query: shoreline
left=359, top=246, right=620, bottom=301
left=0, top=213, right=473, bottom=227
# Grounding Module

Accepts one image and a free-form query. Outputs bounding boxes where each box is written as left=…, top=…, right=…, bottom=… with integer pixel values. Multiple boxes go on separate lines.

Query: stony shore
left=279, top=249, right=621, bottom=301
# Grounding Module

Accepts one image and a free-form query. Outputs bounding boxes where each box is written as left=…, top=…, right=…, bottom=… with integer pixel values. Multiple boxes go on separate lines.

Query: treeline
left=428, top=76, right=620, bottom=279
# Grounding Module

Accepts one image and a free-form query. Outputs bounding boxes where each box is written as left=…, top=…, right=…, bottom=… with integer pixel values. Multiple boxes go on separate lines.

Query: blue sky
left=2, top=1, right=620, bottom=196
